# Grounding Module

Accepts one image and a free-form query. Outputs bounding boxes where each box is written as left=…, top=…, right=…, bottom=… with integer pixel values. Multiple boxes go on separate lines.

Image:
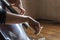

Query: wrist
left=27, top=16, right=32, bottom=23
left=27, top=16, right=39, bottom=24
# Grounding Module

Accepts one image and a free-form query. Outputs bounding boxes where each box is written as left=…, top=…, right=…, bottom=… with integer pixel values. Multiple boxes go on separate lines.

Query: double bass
left=0, top=0, right=30, bottom=40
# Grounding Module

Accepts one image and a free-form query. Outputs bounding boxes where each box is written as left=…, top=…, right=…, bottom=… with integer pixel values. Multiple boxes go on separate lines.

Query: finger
left=34, top=23, right=40, bottom=34
left=20, top=9, right=25, bottom=15
left=34, top=24, right=43, bottom=35
left=37, top=26, right=43, bottom=35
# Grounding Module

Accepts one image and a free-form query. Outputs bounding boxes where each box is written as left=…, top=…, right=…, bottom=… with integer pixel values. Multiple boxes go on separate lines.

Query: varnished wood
left=26, top=21, right=60, bottom=40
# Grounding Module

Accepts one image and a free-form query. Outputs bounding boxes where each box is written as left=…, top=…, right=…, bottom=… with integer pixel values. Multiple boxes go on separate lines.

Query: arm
left=6, top=12, right=42, bottom=35
left=6, top=12, right=29, bottom=24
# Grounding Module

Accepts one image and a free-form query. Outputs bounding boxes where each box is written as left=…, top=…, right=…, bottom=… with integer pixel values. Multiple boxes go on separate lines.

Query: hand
left=10, top=6, right=25, bottom=15
left=28, top=17, right=43, bottom=35
left=9, top=0, right=25, bottom=15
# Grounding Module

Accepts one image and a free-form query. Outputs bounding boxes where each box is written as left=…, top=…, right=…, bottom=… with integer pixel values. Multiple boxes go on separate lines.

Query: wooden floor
left=25, top=21, right=60, bottom=40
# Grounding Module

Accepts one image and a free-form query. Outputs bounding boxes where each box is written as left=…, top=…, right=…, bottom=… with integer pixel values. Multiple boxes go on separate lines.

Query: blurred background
left=22, top=0, right=60, bottom=22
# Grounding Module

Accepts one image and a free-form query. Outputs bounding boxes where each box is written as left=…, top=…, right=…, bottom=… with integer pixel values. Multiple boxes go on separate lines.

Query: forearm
left=6, top=12, right=29, bottom=24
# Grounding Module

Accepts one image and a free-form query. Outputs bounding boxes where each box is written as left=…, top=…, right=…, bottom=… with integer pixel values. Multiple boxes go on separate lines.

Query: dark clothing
left=0, top=1, right=6, bottom=24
